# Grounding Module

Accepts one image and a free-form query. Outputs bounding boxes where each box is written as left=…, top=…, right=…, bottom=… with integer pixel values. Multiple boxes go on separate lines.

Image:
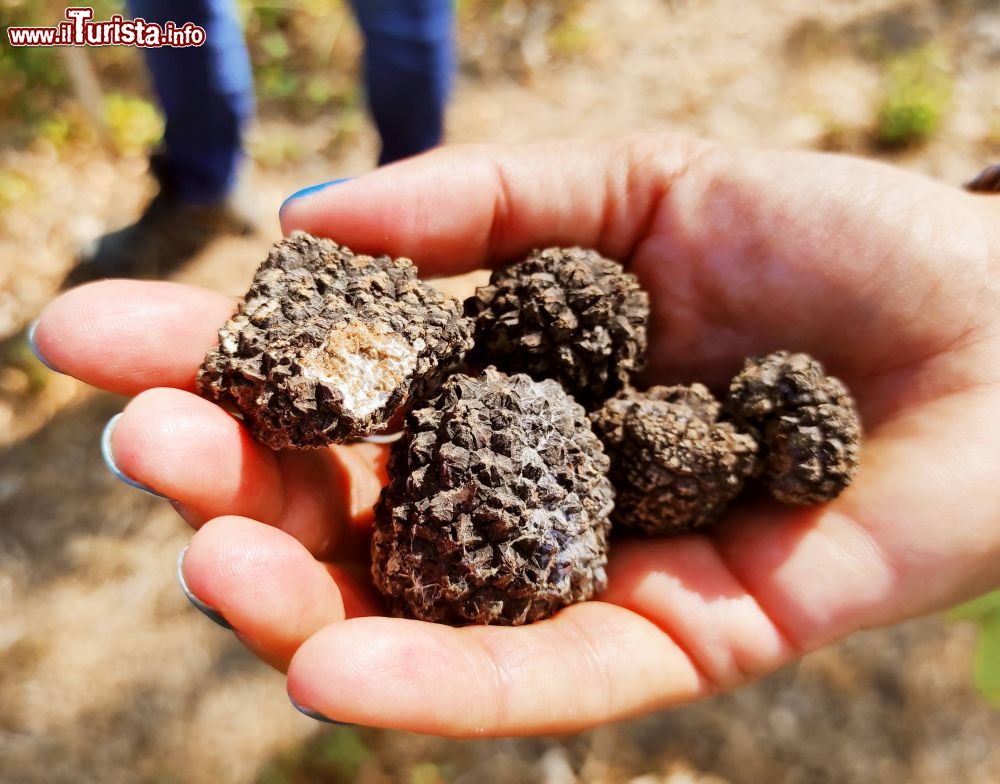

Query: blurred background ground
left=1, top=0, right=999, bottom=782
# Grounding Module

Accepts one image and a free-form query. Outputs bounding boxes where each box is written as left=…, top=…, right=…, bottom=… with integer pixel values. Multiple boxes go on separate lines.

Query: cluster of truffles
left=199, top=233, right=862, bottom=626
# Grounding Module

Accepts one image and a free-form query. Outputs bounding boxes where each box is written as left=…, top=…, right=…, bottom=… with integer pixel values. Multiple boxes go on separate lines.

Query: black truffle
left=372, top=367, right=614, bottom=626
left=591, top=384, right=758, bottom=534
left=725, top=351, right=861, bottom=505
left=466, top=247, right=649, bottom=409
left=197, top=232, right=474, bottom=449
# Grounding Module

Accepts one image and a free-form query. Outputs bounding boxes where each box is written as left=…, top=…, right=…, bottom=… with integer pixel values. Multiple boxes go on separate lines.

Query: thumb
left=278, top=133, right=707, bottom=276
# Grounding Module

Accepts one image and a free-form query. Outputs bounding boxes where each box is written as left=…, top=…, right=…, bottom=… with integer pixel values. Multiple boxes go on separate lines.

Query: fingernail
left=101, top=413, right=170, bottom=499
left=279, top=177, right=353, bottom=217
left=177, top=545, right=233, bottom=630
left=289, top=694, right=351, bottom=725
left=27, top=319, right=63, bottom=374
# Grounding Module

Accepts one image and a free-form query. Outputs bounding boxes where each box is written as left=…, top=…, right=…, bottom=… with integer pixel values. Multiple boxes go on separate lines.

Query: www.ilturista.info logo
left=7, top=7, right=206, bottom=48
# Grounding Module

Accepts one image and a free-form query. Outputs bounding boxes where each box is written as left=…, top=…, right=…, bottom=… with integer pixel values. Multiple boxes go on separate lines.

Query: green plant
left=104, top=93, right=164, bottom=156
left=255, top=727, right=369, bottom=784
left=0, top=7, right=66, bottom=133
left=875, top=44, right=952, bottom=148
left=410, top=762, right=448, bottom=784
left=547, top=18, right=594, bottom=58
left=36, top=113, right=75, bottom=149
left=0, top=169, right=36, bottom=214
left=315, top=728, right=369, bottom=778
left=2, top=333, right=53, bottom=392
left=247, top=127, right=307, bottom=167
left=949, top=590, right=1000, bottom=704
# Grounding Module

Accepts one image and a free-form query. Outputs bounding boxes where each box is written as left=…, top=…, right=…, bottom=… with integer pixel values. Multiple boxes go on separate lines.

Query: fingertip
left=36, top=280, right=235, bottom=395
left=177, top=544, right=233, bottom=630
left=287, top=617, right=447, bottom=730
left=288, top=692, right=351, bottom=725
left=27, top=318, right=64, bottom=374
left=34, top=282, right=105, bottom=378
left=187, top=516, right=348, bottom=665
left=103, top=411, right=171, bottom=499
left=110, top=387, right=282, bottom=523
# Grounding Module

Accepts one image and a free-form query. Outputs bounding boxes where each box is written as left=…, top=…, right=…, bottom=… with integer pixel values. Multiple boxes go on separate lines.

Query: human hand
left=33, top=134, right=1000, bottom=735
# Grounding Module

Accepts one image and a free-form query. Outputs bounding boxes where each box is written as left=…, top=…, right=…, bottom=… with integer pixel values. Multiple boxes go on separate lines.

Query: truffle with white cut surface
left=197, top=232, right=474, bottom=448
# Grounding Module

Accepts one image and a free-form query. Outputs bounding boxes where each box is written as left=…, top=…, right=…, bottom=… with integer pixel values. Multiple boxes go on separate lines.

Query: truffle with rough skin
left=725, top=351, right=861, bottom=505
left=466, top=247, right=649, bottom=408
left=198, top=232, right=474, bottom=449
left=372, top=367, right=614, bottom=626
left=591, top=384, right=758, bottom=533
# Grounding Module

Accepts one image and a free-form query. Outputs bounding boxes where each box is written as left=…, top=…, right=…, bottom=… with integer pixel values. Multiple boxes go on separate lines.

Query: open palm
left=36, top=134, right=1000, bottom=735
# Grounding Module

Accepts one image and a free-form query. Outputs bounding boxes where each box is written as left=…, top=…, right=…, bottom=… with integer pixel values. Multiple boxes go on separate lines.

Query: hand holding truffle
left=35, top=133, right=1000, bottom=736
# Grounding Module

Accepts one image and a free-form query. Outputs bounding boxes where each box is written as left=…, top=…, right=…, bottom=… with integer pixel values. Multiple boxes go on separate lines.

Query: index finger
left=35, top=279, right=234, bottom=395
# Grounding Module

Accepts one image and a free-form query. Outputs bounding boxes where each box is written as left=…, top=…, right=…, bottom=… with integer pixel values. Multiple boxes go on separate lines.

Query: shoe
left=63, top=153, right=259, bottom=289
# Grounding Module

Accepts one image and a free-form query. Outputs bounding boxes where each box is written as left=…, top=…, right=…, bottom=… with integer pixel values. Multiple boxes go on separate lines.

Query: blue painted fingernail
left=279, top=177, right=353, bottom=217
left=177, top=546, right=233, bottom=630
left=289, top=694, right=351, bottom=725
left=101, top=413, right=170, bottom=499
left=27, top=319, right=63, bottom=374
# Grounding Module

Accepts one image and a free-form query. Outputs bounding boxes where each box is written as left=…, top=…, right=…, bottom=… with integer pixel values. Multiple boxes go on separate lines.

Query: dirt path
left=1, top=1, right=999, bottom=782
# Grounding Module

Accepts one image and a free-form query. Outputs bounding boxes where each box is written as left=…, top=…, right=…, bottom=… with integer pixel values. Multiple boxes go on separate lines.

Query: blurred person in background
left=66, top=0, right=454, bottom=286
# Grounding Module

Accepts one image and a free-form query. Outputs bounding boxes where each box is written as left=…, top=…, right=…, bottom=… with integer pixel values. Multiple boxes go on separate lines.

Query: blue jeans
left=129, top=0, right=454, bottom=203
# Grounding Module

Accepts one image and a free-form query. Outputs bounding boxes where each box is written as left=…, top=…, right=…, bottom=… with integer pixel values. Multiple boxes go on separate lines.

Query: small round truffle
left=725, top=351, right=861, bottom=504
left=466, top=247, right=649, bottom=409
left=372, top=367, right=614, bottom=626
left=197, top=232, right=474, bottom=449
left=591, top=384, right=758, bottom=534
